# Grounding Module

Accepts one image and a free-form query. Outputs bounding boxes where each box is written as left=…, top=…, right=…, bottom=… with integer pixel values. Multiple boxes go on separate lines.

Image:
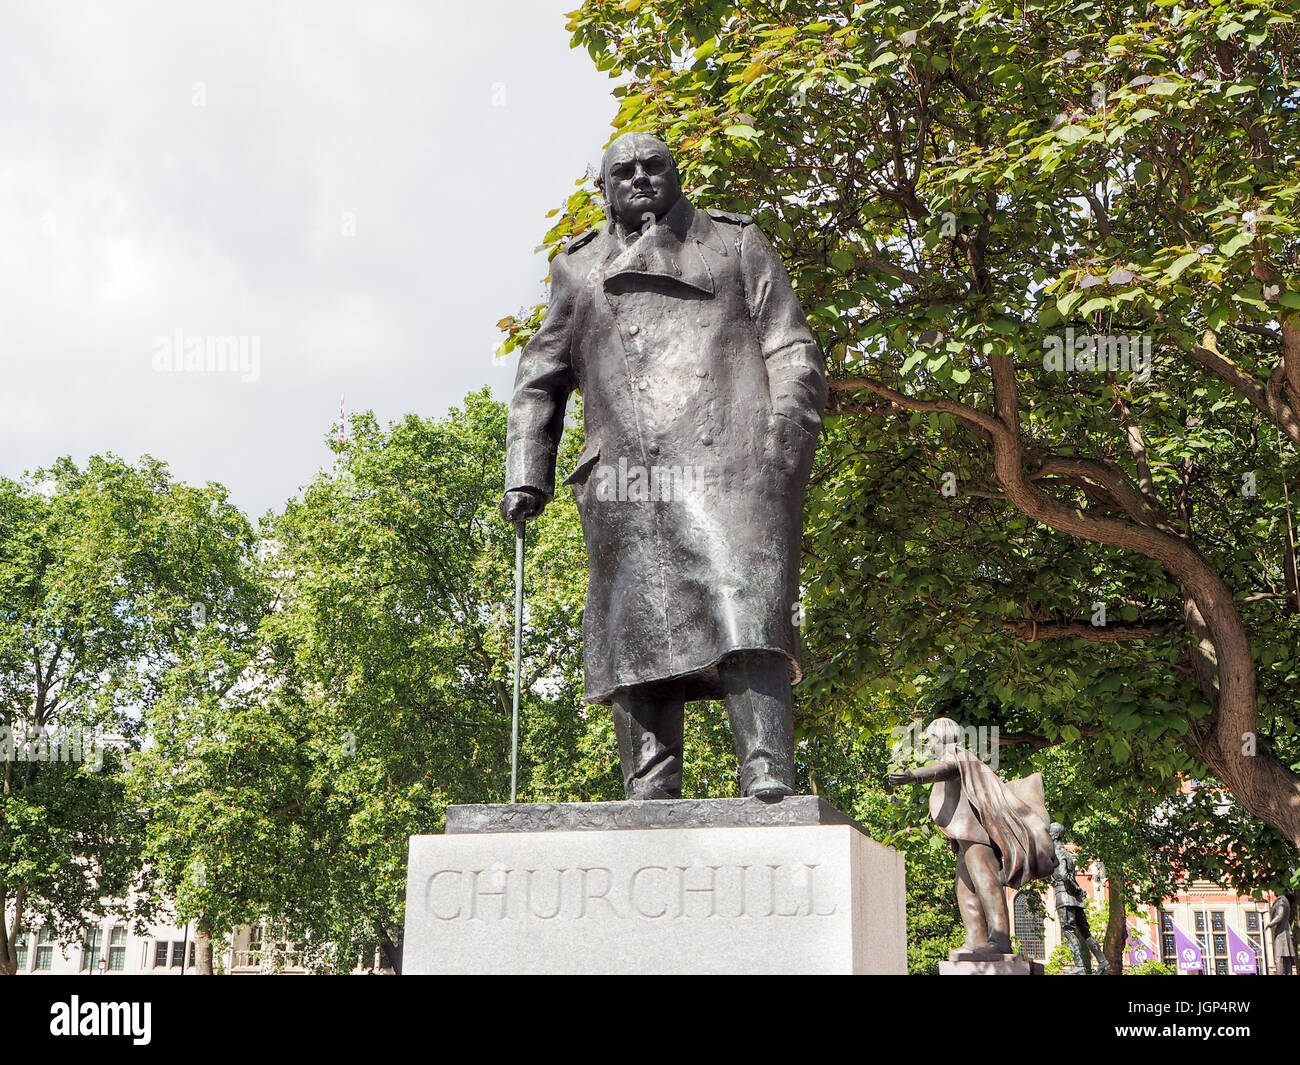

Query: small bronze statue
left=1268, top=894, right=1296, bottom=975
left=1049, top=822, right=1111, bottom=974
left=502, top=133, right=827, bottom=801
left=888, top=718, right=1054, bottom=958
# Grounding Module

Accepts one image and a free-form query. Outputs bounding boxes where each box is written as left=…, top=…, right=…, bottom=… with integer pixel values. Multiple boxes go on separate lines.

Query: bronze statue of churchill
left=501, top=133, right=827, bottom=801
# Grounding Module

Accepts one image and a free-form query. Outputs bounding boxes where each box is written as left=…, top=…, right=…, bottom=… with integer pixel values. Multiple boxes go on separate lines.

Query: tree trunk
left=194, top=915, right=215, bottom=975
left=0, top=885, right=12, bottom=976
left=376, top=921, right=402, bottom=975
left=0, top=884, right=24, bottom=976
left=1103, top=872, right=1127, bottom=974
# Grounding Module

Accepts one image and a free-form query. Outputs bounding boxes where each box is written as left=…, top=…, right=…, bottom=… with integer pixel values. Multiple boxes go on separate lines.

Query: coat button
left=637, top=379, right=648, bottom=391
left=695, top=368, right=707, bottom=378
left=700, top=434, right=714, bottom=446
left=697, top=318, right=709, bottom=328
left=648, top=443, right=660, bottom=457
left=628, top=325, right=640, bottom=336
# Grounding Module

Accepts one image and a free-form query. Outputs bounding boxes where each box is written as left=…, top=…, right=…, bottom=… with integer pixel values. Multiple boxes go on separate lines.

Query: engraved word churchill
left=501, top=133, right=828, bottom=800
left=423, top=862, right=837, bottom=922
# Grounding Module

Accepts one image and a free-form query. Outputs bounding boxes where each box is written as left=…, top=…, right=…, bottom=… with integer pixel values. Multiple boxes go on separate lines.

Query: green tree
left=259, top=392, right=597, bottom=971
left=0, top=456, right=262, bottom=974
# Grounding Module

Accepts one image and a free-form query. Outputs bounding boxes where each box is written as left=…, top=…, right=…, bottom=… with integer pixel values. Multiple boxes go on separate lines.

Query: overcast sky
left=0, top=1, right=618, bottom=519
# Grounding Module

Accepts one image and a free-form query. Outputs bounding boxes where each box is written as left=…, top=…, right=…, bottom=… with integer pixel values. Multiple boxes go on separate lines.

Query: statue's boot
left=719, top=651, right=796, bottom=800
left=612, top=679, right=685, bottom=799
left=986, top=934, right=1014, bottom=955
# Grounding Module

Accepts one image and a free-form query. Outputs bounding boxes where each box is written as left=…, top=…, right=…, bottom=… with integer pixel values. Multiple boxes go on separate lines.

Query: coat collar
left=598, top=196, right=726, bottom=296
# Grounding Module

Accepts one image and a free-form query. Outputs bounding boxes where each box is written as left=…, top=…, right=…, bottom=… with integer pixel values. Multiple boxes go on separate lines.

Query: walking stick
left=511, top=520, right=525, bottom=803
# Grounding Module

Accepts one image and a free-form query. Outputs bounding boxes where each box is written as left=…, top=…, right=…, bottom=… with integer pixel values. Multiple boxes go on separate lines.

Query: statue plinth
left=403, top=797, right=906, bottom=975
left=940, top=951, right=1044, bottom=976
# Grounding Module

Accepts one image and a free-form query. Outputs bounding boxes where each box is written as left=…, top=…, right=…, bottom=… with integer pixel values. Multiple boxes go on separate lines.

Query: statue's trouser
left=612, top=651, right=796, bottom=799
left=1059, top=910, right=1087, bottom=970
left=1086, top=933, right=1109, bottom=970
left=1059, top=907, right=1109, bottom=972
left=957, top=844, right=1011, bottom=952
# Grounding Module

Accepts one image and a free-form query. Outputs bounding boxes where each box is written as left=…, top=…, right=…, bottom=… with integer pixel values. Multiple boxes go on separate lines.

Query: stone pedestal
left=403, top=797, right=906, bottom=975
left=940, top=951, right=1044, bottom=975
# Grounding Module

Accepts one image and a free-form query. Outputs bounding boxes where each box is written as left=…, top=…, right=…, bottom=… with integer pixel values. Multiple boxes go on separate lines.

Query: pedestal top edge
left=442, top=796, right=867, bottom=835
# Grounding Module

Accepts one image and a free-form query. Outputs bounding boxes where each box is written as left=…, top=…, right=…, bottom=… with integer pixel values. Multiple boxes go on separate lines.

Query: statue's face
left=602, top=136, right=681, bottom=232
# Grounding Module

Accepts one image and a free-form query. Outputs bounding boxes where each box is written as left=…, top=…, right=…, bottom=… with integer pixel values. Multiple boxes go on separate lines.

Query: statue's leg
left=1087, top=934, right=1111, bottom=973
left=965, top=842, right=1012, bottom=953
left=718, top=651, right=795, bottom=799
left=1061, top=911, right=1086, bottom=971
left=954, top=847, right=989, bottom=951
left=612, top=679, right=685, bottom=799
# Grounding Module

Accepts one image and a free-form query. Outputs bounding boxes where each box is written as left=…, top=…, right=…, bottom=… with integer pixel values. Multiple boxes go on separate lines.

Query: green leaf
left=1165, top=252, right=1199, bottom=281
left=1219, top=232, right=1254, bottom=257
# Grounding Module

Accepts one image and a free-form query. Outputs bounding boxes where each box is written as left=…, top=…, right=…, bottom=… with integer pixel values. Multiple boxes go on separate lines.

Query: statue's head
left=1050, top=822, right=1066, bottom=841
left=597, top=132, right=682, bottom=232
left=924, top=717, right=962, bottom=757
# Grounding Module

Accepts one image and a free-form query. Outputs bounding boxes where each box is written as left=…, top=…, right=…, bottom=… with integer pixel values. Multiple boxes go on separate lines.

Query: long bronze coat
left=506, top=195, right=827, bottom=704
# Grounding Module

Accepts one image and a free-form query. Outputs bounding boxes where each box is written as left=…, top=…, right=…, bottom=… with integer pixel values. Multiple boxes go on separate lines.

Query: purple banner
left=1225, top=924, right=1258, bottom=975
left=1172, top=920, right=1204, bottom=972
left=1126, top=930, right=1158, bottom=967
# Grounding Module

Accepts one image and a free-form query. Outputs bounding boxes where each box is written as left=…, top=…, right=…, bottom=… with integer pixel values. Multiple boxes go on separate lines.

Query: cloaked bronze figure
left=888, top=718, right=1055, bottom=958
left=501, top=133, right=827, bottom=800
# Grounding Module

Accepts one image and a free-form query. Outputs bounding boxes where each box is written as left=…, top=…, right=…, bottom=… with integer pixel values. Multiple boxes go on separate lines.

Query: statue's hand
left=762, top=412, right=814, bottom=479
left=500, top=488, right=546, bottom=523
left=887, top=769, right=913, bottom=787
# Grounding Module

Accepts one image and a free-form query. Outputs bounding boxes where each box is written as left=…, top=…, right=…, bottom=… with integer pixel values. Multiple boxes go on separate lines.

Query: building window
left=1211, top=911, right=1226, bottom=932
left=1013, top=893, right=1046, bottom=960
left=35, top=927, right=55, bottom=971
left=1161, top=911, right=1173, bottom=932
left=1195, top=911, right=1206, bottom=933
left=82, top=926, right=102, bottom=972
left=170, top=941, right=185, bottom=967
left=153, top=941, right=168, bottom=968
left=1246, top=911, right=1259, bottom=932
left=1213, top=933, right=1227, bottom=957
left=14, top=929, right=28, bottom=972
left=1215, top=958, right=1228, bottom=975
left=108, top=927, right=126, bottom=972
left=1162, top=934, right=1177, bottom=963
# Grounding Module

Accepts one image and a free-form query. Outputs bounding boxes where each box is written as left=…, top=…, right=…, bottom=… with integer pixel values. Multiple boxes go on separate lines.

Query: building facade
left=1011, top=861, right=1290, bottom=974
left=8, top=911, right=391, bottom=975
left=8, top=914, right=201, bottom=975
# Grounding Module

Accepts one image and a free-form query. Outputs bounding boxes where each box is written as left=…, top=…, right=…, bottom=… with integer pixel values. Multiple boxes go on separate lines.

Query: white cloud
left=0, top=0, right=618, bottom=516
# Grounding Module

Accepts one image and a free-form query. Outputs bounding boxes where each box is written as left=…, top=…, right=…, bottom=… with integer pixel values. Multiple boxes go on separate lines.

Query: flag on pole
left=1171, top=919, right=1205, bottom=972
left=1225, top=923, right=1258, bottom=974
left=1126, top=928, right=1159, bottom=966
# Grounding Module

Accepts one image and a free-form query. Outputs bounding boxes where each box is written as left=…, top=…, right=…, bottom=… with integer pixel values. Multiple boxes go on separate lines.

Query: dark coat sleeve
left=740, top=223, right=828, bottom=438
left=504, top=253, right=578, bottom=500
